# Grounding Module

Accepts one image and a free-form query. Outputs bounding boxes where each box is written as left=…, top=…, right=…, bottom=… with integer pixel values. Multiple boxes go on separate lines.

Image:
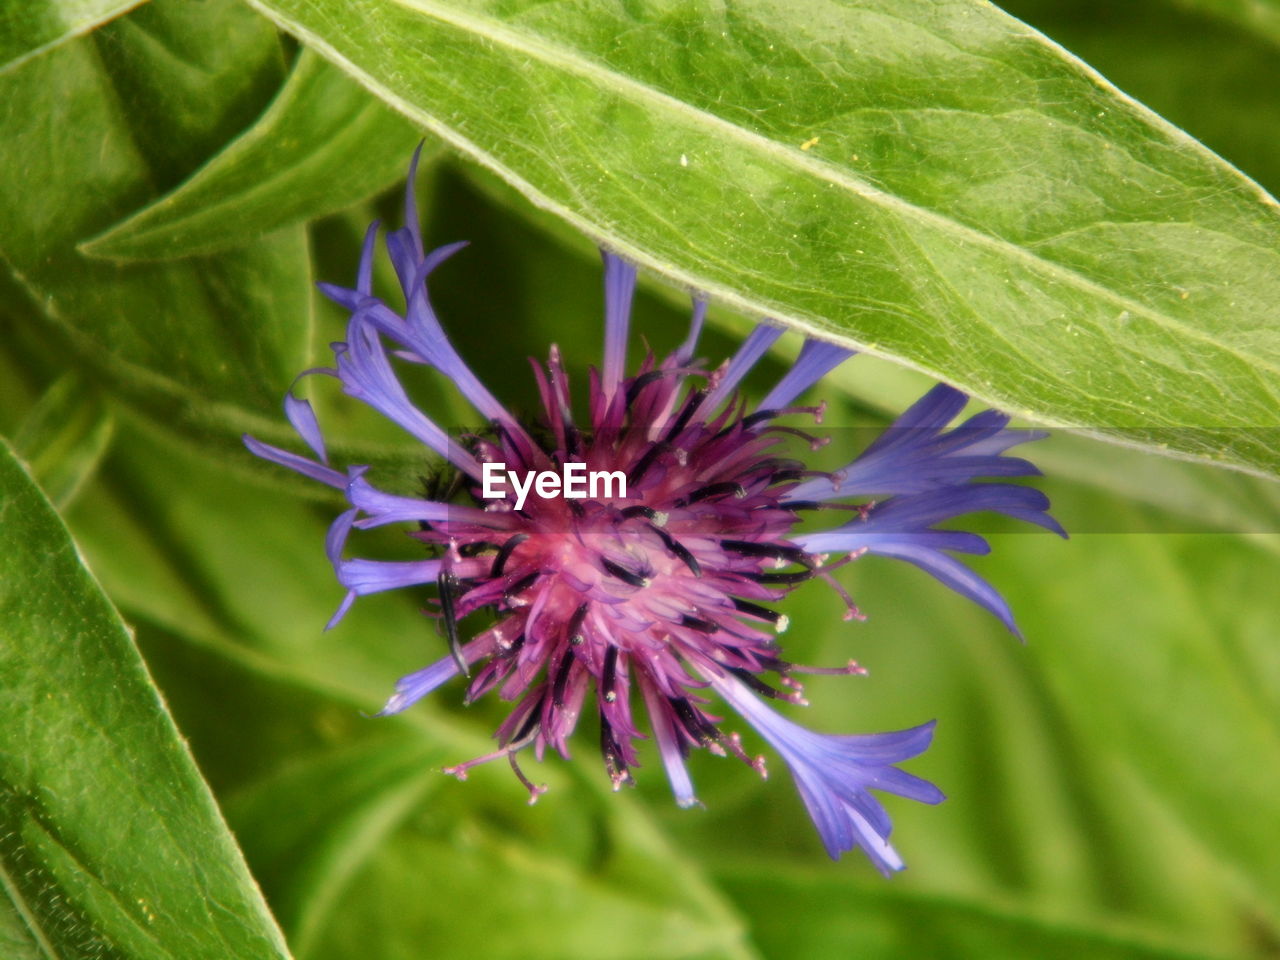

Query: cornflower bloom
left=246, top=152, right=1063, bottom=875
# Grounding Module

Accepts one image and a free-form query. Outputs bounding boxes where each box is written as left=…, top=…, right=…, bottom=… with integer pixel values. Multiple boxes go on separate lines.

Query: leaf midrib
left=338, top=0, right=1278, bottom=379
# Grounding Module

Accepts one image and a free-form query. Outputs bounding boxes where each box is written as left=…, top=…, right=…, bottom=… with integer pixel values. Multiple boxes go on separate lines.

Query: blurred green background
left=2, top=0, right=1279, bottom=958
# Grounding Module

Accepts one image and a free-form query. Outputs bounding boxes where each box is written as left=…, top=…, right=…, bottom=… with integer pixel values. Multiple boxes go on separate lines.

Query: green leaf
left=716, top=864, right=1238, bottom=960
left=224, top=735, right=445, bottom=958
left=0, top=0, right=312, bottom=428
left=0, top=439, right=292, bottom=960
left=244, top=0, right=1280, bottom=479
left=83, top=49, right=429, bottom=261
left=225, top=736, right=756, bottom=960
left=11, top=375, right=114, bottom=509
left=995, top=530, right=1280, bottom=917
left=0, top=0, right=141, bottom=75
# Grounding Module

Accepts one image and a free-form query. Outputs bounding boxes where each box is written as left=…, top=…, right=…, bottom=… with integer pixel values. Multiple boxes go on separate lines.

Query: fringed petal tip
left=710, top=673, right=943, bottom=874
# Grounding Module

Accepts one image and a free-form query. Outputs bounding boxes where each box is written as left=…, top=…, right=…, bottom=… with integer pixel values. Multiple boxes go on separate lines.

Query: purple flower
left=246, top=149, right=1062, bottom=874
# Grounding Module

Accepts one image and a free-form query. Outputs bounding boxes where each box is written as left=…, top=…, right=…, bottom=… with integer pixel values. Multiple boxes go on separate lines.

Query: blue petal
left=334, top=312, right=480, bottom=476
left=709, top=672, right=942, bottom=874
left=704, top=323, right=784, bottom=410
left=759, top=338, right=855, bottom=411
left=356, top=220, right=380, bottom=294
left=284, top=393, right=327, bottom=464
left=601, top=252, right=637, bottom=399
left=864, top=540, right=1020, bottom=636
left=674, top=297, right=708, bottom=365
left=346, top=467, right=455, bottom=528
left=243, top=435, right=345, bottom=489
left=336, top=556, right=443, bottom=596
left=377, top=653, right=462, bottom=716
left=785, top=382, right=1052, bottom=502
left=325, top=507, right=358, bottom=567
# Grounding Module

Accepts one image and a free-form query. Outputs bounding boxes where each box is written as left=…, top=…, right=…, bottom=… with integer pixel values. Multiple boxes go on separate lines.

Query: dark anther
left=687, top=481, right=747, bottom=504
left=770, top=468, right=805, bottom=484
left=730, top=597, right=784, bottom=623
left=568, top=498, right=585, bottom=518
left=721, top=539, right=814, bottom=568
left=491, top=533, right=530, bottom=577
left=600, top=718, right=633, bottom=787
left=626, top=369, right=668, bottom=407
left=508, top=691, right=547, bottom=745
left=650, top=524, right=702, bottom=578
left=459, top=541, right=498, bottom=558
left=754, top=653, right=791, bottom=673
left=566, top=602, right=589, bottom=645
left=629, top=441, right=667, bottom=485
left=601, top=646, right=619, bottom=703
left=680, top=614, right=719, bottom=633
left=741, top=409, right=779, bottom=429
left=437, top=571, right=469, bottom=678
left=663, top=388, right=706, bottom=442
left=620, top=504, right=659, bottom=521
left=565, top=424, right=582, bottom=459
left=727, top=667, right=787, bottom=699
left=782, top=497, right=870, bottom=515
left=671, top=697, right=720, bottom=746
left=504, top=570, right=541, bottom=603
left=552, top=652, right=576, bottom=707
left=781, top=500, right=825, bottom=512
left=601, top=558, right=649, bottom=588
left=747, top=569, right=816, bottom=585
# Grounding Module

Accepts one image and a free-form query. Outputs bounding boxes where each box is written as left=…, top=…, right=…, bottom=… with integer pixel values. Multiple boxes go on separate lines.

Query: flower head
left=246, top=149, right=1063, bottom=874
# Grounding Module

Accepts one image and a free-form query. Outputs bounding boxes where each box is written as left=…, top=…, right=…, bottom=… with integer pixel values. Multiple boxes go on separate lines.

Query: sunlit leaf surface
left=247, top=0, right=1280, bottom=478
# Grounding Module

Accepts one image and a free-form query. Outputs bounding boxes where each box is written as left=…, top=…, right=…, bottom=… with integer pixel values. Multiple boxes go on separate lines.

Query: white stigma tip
left=775, top=615, right=790, bottom=634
